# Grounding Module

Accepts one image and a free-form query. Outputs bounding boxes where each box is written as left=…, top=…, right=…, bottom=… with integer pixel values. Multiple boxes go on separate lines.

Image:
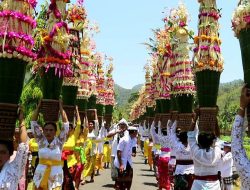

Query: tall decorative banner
left=0, top=0, right=37, bottom=140
left=193, top=0, right=223, bottom=132
left=232, top=0, right=250, bottom=135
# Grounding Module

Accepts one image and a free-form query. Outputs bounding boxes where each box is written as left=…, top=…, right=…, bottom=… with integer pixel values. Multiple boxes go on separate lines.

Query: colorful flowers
left=0, top=10, right=36, bottom=28
left=232, top=2, right=250, bottom=36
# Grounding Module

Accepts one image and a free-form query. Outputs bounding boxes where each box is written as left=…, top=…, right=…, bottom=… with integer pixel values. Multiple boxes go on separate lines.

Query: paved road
left=80, top=152, right=158, bottom=190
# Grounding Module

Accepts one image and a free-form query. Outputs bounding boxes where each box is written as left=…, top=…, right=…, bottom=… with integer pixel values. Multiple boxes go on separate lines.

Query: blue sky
left=38, top=0, right=242, bottom=89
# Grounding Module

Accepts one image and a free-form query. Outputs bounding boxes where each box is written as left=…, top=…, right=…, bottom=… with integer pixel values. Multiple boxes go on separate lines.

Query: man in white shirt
left=114, top=126, right=138, bottom=190
left=107, top=119, right=129, bottom=181
left=220, top=142, right=233, bottom=190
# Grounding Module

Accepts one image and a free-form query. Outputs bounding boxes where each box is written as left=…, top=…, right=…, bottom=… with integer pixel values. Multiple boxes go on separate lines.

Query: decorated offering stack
left=95, top=53, right=106, bottom=125
left=155, top=28, right=172, bottom=126
left=144, top=27, right=172, bottom=126
left=35, top=0, right=71, bottom=122
left=232, top=0, right=250, bottom=134
left=62, top=2, right=87, bottom=122
left=105, top=62, right=115, bottom=127
left=0, top=0, right=37, bottom=139
left=86, top=53, right=98, bottom=121
left=151, top=58, right=161, bottom=124
left=144, top=64, right=155, bottom=126
left=131, top=87, right=147, bottom=123
left=193, top=0, right=223, bottom=133
left=77, top=32, right=94, bottom=122
left=170, top=4, right=196, bottom=131
left=87, top=53, right=100, bottom=120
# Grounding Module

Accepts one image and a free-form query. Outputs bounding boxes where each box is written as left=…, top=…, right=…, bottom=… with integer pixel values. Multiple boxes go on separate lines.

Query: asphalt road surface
left=80, top=152, right=158, bottom=190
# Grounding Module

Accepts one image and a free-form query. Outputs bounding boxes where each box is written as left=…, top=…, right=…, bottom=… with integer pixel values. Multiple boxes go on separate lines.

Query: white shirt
left=220, top=152, right=233, bottom=178
left=0, top=143, right=28, bottom=190
left=187, top=130, right=221, bottom=190
left=231, top=115, right=250, bottom=190
left=169, top=123, right=194, bottom=175
left=110, top=127, right=129, bottom=157
left=114, top=135, right=136, bottom=169
left=96, top=125, right=107, bottom=154
left=31, top=121, right=69, bottom=190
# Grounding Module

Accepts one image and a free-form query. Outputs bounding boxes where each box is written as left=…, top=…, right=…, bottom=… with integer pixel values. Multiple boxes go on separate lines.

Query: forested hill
left=114, top=83, right=143, bottom=106
left=113, top=79, right=244, bottom=122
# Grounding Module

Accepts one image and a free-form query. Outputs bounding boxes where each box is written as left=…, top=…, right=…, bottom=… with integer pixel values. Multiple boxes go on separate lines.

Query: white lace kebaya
left=31, top=121, right=69, bottom=190
left=0, top=142, right=29, bottom=190
left=150, top=121, right=172, bottom=157
left=231, top=115, right=250, bottom=190
left=187, top=127, right=222, bottom=190
left=169, top=123, right=194, bottom=175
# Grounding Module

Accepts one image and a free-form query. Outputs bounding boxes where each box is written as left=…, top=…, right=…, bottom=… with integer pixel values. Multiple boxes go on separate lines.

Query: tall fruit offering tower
left=0, top=0, right=37, bottom=139
left=193, top=0, right=224, bottom=133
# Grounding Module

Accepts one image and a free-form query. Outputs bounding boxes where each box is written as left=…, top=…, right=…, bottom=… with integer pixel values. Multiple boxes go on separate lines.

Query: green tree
left=20, top=75, right=43, bottom=126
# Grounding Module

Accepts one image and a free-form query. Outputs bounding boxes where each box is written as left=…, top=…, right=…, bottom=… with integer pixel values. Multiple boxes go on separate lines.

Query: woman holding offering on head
left=231, top=85, right=250, bottom=190
left=31, top=100, right=69, bottom=190
left=0, top=106, right=29, bottom=190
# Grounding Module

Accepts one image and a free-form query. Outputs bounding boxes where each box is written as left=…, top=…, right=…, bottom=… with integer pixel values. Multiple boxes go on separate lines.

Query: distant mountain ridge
left=114, top=83, right=142, bottom=106
left=115, top=79, right=243, bottom=109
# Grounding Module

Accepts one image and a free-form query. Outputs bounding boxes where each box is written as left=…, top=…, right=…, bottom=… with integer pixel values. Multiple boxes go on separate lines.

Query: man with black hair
left=114, top=126, right=138, bottom=190
left=107, top=119, right=129, bottom=181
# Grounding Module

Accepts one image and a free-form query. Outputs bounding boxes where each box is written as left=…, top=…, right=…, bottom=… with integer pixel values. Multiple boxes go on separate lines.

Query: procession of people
left=0, top=97, right=245, bottom=190
left=1, top=0, right=250, bottom=190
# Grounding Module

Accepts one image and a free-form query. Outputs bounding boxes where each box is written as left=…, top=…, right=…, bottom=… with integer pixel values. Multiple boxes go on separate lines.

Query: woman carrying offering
left=0, top=106, right=29, bottom=189
left=231, top=85, right=250, bottom=190
left=150, top=120, right=172, bottom=190
left=31, top=100, right=69, bottom=190
left=187, top=112, right=221, bottom=190
left=169, top=121, right=194, bottom=190
left=62, top=106, right=81, bottom=190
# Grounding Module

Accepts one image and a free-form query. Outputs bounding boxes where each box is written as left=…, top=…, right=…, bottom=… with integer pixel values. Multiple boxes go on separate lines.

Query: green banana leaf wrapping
left=176, top=94, right=194, bottom=113
left=87, top=95, right=97, bottom=109
left=96, top=103, right=105, bottom=116
left=105, top=105, right=113, bottom=115
left=239, top=29, right=250, bottom=87
left=0, top=58, right=27, bottom=104
left=239, top=29, right=250, bottom=135
left=161, top=99, right=171, bottom=113
left=41, top=68, right=63, bottom=100
left=76, top=99, right=88, bottom=112
left=195, top=70, right=221, bottom=107
left=146, top=106, right=154, bottom=117
left=62, top=86, right=78, bottom=105
left=155, top=99, right=162, bottom=114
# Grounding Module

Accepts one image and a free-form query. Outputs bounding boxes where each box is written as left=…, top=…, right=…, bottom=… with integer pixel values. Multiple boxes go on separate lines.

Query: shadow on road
left=133, top=161, right=143, bottom=164
left=102, top=184, right=114, bottom=188
left=140, top=174, right=155, bottom=177
left=143, top=182, right=158, bottom=187
left=140, top=168, right=152, bottom=172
